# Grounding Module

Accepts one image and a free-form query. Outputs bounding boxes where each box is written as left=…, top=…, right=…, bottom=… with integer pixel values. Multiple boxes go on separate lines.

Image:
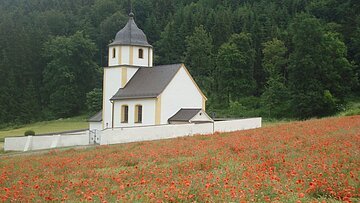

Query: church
left=89, top=13, right=212, bottom=130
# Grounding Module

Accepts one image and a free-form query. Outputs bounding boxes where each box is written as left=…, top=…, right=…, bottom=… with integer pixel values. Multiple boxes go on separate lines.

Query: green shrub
left=24, top=130, right=35, bottom=136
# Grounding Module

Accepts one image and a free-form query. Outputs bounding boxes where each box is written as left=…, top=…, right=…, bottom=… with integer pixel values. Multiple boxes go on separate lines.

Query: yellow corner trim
left=121, top=67, right=127, bottom=88
left=129, top=46, right=133, bottom=65
left=155, top=95, right=162, bottom=125
left=202, top=97, right=206, bottom=111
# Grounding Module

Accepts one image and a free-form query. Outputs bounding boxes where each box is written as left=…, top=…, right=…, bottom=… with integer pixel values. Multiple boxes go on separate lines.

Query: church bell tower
left=102, top=12, right=153, bottom=129
left=108, top=12, right=153, bottom=68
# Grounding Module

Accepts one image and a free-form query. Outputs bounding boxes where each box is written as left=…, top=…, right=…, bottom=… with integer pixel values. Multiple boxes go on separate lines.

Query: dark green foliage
left=288, top=14, right=355, bottom=119
left=185, top=25, right=214, bottom=96
left=42, top=31, right=99, bottom=118
left=215, top=33, right=256, bottom=105
left=24, top=130, right=35, bottom=136
left=86, top=88, right=103, bottom=115
left=0, top=0, right=358, bottom=125
left=261, top=39, right=290, bottom=118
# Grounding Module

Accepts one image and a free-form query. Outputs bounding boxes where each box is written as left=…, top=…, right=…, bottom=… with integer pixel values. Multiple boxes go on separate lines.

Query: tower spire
left=129, top=0, right=133, bottom=17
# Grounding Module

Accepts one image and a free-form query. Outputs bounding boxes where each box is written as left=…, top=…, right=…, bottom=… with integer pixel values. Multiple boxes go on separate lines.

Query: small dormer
left=108, top=12, right=153, bottom=67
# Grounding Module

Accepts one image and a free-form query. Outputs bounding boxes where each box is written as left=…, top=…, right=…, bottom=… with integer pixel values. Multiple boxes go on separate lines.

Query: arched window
left=138, top=49, right=143, bottom=59
left=121, top=105, right=128, bottom=123
left=112, top=48, right=116, bottom=58
left=135, top=105, right=142, bottom=123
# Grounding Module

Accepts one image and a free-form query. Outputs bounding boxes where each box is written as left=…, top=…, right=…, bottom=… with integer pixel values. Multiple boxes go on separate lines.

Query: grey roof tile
left=111, top=64, right=182, bottom=100
left=88, top=110, right=102, bottom=122
left=109, top=13, right=151, bottom=47
left=168, top=108, right=202, bottom=122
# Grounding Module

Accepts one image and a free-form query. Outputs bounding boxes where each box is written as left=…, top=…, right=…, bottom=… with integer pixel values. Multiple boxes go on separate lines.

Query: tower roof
left=109, top=13, right=151, bottom=47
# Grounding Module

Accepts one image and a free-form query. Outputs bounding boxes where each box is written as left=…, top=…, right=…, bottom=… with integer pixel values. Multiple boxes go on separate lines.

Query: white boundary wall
left=4, top=131, right=90, bottom=152
left=4, top=118, right=262, bottom=151
left=100, top=118, right=262, bottom=145
left=214, top=118, right=262, bottom=132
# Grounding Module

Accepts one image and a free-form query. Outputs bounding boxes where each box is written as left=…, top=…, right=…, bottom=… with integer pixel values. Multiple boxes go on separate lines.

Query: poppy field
left=0, top=116, right=359, bottom=202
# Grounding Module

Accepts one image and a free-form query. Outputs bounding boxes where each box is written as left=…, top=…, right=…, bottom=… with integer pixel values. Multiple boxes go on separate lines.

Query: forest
left=0, top=0, right=359, bottom=126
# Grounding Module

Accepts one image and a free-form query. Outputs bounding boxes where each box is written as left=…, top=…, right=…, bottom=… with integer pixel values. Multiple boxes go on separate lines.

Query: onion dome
left=109, top=12, right=151, bottom=47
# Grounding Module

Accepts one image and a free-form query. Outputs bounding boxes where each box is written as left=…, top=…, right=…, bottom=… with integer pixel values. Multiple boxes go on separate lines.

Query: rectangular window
left=112, top=48, right=116, bottom=58
left=135, top=105, right=142, bottom=123
left=138, top=49, right=143, bottom=59
left=121, top=105, right=128, bottom=123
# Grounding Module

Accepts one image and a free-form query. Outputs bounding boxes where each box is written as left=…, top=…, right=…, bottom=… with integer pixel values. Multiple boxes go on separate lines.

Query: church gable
left=159, top=65, right=206, bottom=124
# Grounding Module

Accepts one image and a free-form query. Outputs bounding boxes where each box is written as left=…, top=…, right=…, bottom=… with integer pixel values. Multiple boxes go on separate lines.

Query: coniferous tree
left=42, top=31, right=99, bottom=118
left=261, top=38, right=290, bottom=118
left=289, top=14, right=355, bottom=118
left=185, top=25, right=214, bottom=95
left=216, top=33, right=256, bottom=105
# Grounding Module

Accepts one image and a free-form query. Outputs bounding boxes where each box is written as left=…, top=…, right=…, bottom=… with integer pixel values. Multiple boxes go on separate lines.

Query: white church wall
left=113, top=98, right=156, bottom=128
left=132, top=46, right=151, bottom=67
left=160, top=66, right=203, bottom=124
left=108, top=46, right=119, bottom=66
left=121, top=46, right=130, bottom=65
left=103, top=67, right=122, bottom=129
left=126, top=67, right=138, bottom=83
left=114, top=46, right=151, bottom=67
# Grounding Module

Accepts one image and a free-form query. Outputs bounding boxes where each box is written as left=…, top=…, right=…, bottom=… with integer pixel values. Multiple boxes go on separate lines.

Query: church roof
left=168, top=109, right=202, bottom=122
left=88, top=110, right=102, bottom=122
left=109, top=12, right=151, bottom=47
left=111, top=64, right=182, bottom=100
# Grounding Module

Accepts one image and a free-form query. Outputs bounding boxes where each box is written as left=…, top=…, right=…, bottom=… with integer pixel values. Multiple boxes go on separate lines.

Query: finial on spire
left=128, top=0, right=134, bottom=17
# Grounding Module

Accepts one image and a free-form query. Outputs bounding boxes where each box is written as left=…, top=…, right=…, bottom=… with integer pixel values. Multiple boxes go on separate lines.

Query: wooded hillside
left=0, top=0, right=359, bottom=126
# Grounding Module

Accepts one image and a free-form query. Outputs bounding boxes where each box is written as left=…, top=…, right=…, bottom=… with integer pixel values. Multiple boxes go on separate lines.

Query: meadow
left=0, top=116, right=359, bottom=202
left=0, top=116, right=88, bottom=139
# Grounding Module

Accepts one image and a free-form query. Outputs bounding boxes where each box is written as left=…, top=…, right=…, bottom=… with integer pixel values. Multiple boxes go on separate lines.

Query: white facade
left=103, top=44, right=153, bottom=129
left=160, top=66, right=205, bottom=124
left=110, top=65, right=207, bottom=127
left=103, top=67, right=122, bottom=129
left=113, top=98, right=156, bottom=127
left=108, top=45, right=153, bottom=67
left=102, top=66, right=141, bottom=129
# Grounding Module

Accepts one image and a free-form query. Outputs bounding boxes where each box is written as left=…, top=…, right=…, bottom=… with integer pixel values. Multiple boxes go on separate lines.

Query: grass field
left=0, top=116, right=358, bottom=202
left=0, top=116, right=88, bottom=139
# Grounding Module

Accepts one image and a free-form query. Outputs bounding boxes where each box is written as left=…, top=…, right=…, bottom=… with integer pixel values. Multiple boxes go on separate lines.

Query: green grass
left=338, top=99, right=360, bottom=116
left=0, top=115, right=88, bottom=140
